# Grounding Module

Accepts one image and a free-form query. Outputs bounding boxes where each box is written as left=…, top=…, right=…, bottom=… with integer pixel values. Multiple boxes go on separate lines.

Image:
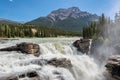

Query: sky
left=0, top=0, right=120, bottom=22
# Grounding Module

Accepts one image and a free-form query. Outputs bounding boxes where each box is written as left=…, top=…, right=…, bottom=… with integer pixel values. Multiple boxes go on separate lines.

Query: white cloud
left=9, top=0, right=13, bottom=2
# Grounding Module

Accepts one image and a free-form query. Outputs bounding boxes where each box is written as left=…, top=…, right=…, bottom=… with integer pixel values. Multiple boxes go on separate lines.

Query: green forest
left=83, top=14, right=112, bottom=40
left=1, top=13, right=119, bottom=39
left=0, top=24, right=81, bottom=38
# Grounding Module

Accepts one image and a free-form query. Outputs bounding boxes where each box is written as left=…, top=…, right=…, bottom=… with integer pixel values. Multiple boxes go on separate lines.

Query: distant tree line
left=0, top=24, right=81, bottom=38
left=82, top=13, right=111, bottom=39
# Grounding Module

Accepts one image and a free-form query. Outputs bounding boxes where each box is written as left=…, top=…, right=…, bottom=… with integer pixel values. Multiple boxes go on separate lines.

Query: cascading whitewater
left=0, top=38, right=105, bottom=80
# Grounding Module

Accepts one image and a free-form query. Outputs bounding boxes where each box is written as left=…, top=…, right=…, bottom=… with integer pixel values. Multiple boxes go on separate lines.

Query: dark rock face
left=105, top=55, right=120, bottom=80
left=26, top=71, right=38, bottom=78
left=0, top=42, right=40, bottom=56
left=73, top=39, right=90, bottom=54
left=0, top=46, right=19, bottom=51
left=104, top=70, right=117, bottom=80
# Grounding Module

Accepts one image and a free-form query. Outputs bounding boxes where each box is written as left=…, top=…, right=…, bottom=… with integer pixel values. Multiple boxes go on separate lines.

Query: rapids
left=0, top=38, right=105, bottom=80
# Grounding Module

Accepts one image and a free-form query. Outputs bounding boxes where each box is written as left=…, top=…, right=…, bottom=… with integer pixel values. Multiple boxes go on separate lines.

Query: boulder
left=26, top=71, right=38, bottom=78
left=17, top=42, right=40, bottom=56
left=73, top=39, right=90, bottom=54
left=19, top=71, right=38, bottom=78
left=0, top=42, right=40, bottom=57
left=105, top=55, right=120, bottom=80
left=47, top=58, right=72, bottom=68
left=0, top=46, right=19, bottom=51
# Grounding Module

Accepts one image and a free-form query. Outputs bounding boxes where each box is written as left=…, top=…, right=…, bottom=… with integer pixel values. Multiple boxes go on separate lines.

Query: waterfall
left=0, top=38, right=105, bottom=80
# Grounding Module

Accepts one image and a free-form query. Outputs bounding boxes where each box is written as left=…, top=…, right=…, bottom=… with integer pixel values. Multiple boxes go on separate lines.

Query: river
left=0, top=38, right=105, bottom=80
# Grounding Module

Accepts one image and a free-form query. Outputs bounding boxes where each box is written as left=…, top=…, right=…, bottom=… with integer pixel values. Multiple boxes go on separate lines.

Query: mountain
left=0, top=18, right=20, bottom=24
left=26, top=7, right=99, bottom=32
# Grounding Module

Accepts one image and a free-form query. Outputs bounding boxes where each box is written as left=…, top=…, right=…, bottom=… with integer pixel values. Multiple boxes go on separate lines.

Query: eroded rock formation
left=0, top=42, right=40, bottom=56
left=105, top=55, right=120, bottom=80
left=73, top=39, right=90, bottom=54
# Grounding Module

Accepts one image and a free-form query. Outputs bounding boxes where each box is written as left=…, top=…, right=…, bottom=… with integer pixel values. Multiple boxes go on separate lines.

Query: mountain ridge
left=47, top=7, right=97, bottom=21
left=0, top=7, right=99, bottom=32
left=0, top=18, right=20, bottom=24
left=26, top=7, right=99, bottom=32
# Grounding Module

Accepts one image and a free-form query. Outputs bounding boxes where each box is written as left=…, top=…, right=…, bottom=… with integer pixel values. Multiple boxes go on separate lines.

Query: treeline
left=83, top=14, right=111, bottom=39
left=0, top=24, right=81, bottom=38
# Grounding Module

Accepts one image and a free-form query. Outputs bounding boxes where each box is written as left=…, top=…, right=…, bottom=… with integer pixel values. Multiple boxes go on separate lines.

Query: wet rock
left=0, top=46, right=19, bottom=51
left=104, top=70, right=117, bottom=80
left=53, top=71, right=61, bottom=75
left=19, top=74, right=25, bottom=78
left=105, top=55, right=120, bottom=80
left=19, top=71, right=39, bottom=78
left=47, top=58, right=72, bottom=68
left=73, top=39, right=90, bottom=54
left=27, top=71, right=38, bottom=78
left=17, top=42, right=40, bottom=56
left=0, top=42, right=40, bottom=57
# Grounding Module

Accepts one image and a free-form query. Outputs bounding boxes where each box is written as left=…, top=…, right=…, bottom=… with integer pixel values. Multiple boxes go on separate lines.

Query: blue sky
left=0, top=0, right=119, bottom=22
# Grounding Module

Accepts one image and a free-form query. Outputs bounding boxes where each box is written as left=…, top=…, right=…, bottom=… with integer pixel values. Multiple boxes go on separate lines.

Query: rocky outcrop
left=48, top=7, right=82, bottom=21
left=73, top=39, right=90, bottom=54
left=0, top=42, right=40, bottom=56
left=105, top=55, right=120, bottom=80
left=47, top=58, right=72, bottom=68
left=17, top=42, right=40, bottom=56
left=104, top=70, right=117, bottom=80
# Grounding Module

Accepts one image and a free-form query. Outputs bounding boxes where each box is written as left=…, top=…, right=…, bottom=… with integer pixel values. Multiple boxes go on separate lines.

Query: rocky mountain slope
left=26, top=7, right=99, bottom=32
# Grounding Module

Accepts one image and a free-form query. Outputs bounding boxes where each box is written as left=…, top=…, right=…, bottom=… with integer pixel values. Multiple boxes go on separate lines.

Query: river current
left=0, top=38, right=105, bottom=80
